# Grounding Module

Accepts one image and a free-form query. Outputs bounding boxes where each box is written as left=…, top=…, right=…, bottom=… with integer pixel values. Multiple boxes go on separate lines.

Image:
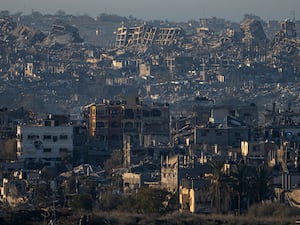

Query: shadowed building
left=86, top=94, right=170, bottom=160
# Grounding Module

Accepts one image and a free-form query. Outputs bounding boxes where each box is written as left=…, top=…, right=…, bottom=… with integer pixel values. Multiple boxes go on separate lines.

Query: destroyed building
left=42, top=19, right=84, bottom=45
left=115, top=23, right=184, bottom=48
left=272, top=19, right=298, bottom=45
left=161, top=154, right=211, bottom=195
left=240, top=18, right=269, bottom=46
left=281, top=19, right=297, bottom=39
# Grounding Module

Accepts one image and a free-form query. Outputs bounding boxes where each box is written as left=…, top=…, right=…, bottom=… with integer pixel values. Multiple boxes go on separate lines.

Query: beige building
left=122, top=172, right=142, bottom=193
left=161, top=155, right=179, bottom=193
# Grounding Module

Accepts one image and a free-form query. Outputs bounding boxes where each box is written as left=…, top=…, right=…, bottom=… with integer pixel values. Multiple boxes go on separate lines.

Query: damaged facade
left=86, top=94, right=170, bottom=152
left=16, top=115, right=73, bottom=168
left=115, top=24, right=183, bottom=48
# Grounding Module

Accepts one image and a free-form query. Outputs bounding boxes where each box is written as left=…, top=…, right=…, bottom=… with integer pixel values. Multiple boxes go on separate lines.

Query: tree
left=32, top=167, right=56, bottom=208
left=231, top=162, right=253, bottom=213
left=135, top=188, right=170, bottom=214
left=208, top=160, right=232, bottom=213
left=117, top=194, right=136, bottom=212
left=33, top=180, right=51, bottom=208
left=251, top=164, right=273, bottom=203
left=71, top=194, right=93, bottom=212
left=98, top=189, right=122, bottom=211
left=230, top=163, right=274, bottom=213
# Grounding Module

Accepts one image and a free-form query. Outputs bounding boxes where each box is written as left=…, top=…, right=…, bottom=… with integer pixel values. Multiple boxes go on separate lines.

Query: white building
left=16, top=119, right=73, bottom=167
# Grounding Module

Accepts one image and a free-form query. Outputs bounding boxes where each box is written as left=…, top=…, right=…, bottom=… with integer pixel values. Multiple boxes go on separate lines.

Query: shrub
left=71, top=194, right=93, bottom=212
left=135, top=188, right=170, bottom=214
left=247, top=202, right=300, bottom=218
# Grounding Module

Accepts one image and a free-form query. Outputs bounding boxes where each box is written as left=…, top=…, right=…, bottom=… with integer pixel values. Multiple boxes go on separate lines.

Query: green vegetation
left=97, top=187, right=175, bottom=214
left=71, top=194, right=93, bottom=212
left=135, top=188, right=171, bottom=214
left=208, top=160, right=274, bottom=214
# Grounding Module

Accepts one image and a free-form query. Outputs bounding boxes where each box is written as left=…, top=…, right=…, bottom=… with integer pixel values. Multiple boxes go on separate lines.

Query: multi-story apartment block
left=88, top=101, right=124, bottom=148
left=16, top=115, right=73, bottom=168
left=86, top=94, right=170, bottom=150
left=142, top=102, right=170, bottom=147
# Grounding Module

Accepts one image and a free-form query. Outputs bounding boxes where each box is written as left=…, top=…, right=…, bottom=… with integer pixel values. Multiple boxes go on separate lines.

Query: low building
left=122, top=172, right=142, bottom=193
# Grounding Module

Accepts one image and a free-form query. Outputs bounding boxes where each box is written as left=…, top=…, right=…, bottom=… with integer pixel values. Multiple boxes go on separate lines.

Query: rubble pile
left=42, top=19, right=84, bottom=45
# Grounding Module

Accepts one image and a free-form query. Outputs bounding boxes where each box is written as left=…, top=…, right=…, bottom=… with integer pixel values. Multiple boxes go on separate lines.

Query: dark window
left=111, top=121, right=120, bottom=128
left=151, top=109, right=162, bottom=117
left=59, top=135, right=68, bottom=140
left=96, top=122, right=105, bottom=128
left=43, top=135, right=52, bottom=140
left=43, top=148, right=52, bottom=152
left=143, top=110, right=150, bottom=117
left=111, top=109, right=120, bottom=116
left=44, top=120, right=52, bottom=126
left=53, top=136, right=58, bottom=142
left=124, top=122, right=134, bottom=129
left=34, top=141, right=43, bottom=149
left=59, top=148, right=68, bottom=152
left=235, top=132, right=240, bottom=137
left=28, top=135, right=39, bottom=140
left=216, top=132, right=222, bottom=136
left=98, top=110, right=106, bottom=116
left=124, top=109, right=134, bottom=119
left=111, top=135, right=119, bottom=141
left=98, top=135, right=106, bottom=141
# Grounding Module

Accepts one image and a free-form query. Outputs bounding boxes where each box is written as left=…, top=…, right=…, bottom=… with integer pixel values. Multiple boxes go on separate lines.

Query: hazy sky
left=1, top=0, right=299, bottom=22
